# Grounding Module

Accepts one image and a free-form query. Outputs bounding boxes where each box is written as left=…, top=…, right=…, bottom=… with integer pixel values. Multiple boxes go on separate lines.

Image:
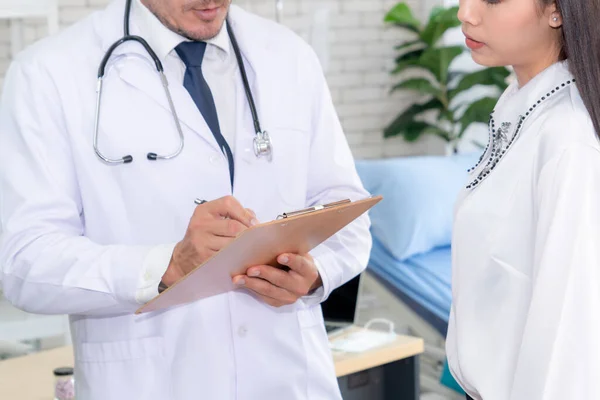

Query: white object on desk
left=0, top=0, right=60, bottom=57
left=0, top=340, right=33, bottom=358
left=330, top=319, right=397, bottom=353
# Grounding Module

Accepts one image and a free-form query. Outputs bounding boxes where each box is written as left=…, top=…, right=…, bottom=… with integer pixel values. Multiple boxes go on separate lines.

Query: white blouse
left=447, top=61, right=600, bottom=400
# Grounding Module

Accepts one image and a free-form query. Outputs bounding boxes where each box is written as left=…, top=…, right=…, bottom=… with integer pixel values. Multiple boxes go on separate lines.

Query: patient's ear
left=546, top=1, right=562, bottom=29
left=549, top=11, right=563, bottom=28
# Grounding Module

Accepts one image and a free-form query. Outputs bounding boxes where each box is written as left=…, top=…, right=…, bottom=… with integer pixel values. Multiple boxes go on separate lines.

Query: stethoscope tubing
left=93, top=0, right=270, bottom=165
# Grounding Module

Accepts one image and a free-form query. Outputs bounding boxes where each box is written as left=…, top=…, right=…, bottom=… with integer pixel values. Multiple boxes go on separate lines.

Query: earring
left=553, top=17, right=558, bottom=21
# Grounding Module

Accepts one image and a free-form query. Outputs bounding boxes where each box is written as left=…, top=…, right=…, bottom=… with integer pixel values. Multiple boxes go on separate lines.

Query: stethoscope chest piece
left=253, top=131, right=272, bottom=161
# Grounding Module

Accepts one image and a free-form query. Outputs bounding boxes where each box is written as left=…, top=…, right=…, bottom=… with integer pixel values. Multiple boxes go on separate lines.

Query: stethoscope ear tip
left=147, top=153, right=158, bottom=161
left=124, top=155, right=134, bottom=163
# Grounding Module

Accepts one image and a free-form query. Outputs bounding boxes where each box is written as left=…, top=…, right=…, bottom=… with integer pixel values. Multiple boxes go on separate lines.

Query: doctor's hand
left=160, top=196, right=258, bottom=288
left=232, top=254, right=323, bottom=307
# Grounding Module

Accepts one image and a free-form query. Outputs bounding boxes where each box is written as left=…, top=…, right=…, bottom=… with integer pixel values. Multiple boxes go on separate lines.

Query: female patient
left=446, top=0, right=600, bottom=399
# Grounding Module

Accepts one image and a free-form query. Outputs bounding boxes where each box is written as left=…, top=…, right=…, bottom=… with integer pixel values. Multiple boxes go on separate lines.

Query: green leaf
left=391, top=57, right=422, bottom=74
left=384, top=98, right=444, bottom=138
left=438, top=107, right=455, bottom=123
left=402, top=121, right=430, bottom=141
left=395, top=48, right=425, bottom=65
left=447, top=70, right=465, bottom=85
left=394, top=40, right=424, bottom=52
left=459, top=97, right=497, bottom=137
left=427, top=6, right=446, bottom=22
left=418, top=46, right=464, bottom=83
left=401, top=121, right=450, bottom=142
left=384, top=3, right=422, bottom=33
left=449, top=67, right=510, bottom=101
left=391, top=78, right=442, bottom=98
left=420, top=6, right=461, bottom=46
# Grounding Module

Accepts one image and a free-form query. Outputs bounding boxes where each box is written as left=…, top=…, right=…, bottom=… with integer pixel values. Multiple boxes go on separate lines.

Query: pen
left=278, top=199, right=351, bottom=219
left=195, top=199, right=207, bottom=205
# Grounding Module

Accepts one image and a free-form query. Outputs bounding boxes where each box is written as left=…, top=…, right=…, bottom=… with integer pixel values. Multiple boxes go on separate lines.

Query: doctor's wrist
left=160, top=247, right=185, bottom=289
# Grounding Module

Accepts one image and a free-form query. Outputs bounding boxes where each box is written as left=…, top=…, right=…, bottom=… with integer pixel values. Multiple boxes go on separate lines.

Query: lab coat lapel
left=227, top=6, right=267, bottom=136
left=96, top=0, right=222, bottom=153
left=227, top=5, right=281, bottom=179
left=116, top=64, right=221, bottom=152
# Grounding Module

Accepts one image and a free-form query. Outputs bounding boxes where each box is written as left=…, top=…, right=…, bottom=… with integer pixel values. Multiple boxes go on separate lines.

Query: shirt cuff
left=135, top=243, right=177, bottom=304
left=301, top=254, right=331, bottom=306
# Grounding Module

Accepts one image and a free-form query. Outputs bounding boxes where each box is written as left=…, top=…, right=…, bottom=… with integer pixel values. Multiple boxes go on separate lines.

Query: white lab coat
left=0, top=1, right=372, bottom=399
left=447, top=61, right=600, bottom=399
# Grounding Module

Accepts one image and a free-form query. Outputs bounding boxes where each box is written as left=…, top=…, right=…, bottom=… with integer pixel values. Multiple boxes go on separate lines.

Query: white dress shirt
left=131, top=0, right=238, bottom=150
left=132, top=0, right=240, bottom=302
left=447, top=60, right=600, bottom=400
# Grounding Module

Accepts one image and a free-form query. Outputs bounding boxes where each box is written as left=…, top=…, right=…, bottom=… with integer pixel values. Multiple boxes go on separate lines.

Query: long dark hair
left=542, top=0, right=600, bottom=138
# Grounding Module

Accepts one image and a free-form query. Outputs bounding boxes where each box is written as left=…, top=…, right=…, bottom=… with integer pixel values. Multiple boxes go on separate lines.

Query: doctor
left=0, top=0, right=372, bottom=399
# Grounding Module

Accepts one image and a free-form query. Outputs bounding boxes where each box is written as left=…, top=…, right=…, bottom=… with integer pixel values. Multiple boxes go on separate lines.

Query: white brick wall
left=0, top=0, right=446, bottom=158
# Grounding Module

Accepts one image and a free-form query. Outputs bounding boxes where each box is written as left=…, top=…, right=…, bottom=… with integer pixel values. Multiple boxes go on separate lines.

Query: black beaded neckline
left=466, top=78, right=576, bottom=190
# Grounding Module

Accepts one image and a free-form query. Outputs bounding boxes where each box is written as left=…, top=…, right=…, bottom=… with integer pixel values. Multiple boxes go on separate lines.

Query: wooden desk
left=0, top=329, right=423, bottom=400
left=332, top=328, right=424, bottom=377
left=332, top=327, right=424, bottom=399
left=0, top=346, right=73, bottom=400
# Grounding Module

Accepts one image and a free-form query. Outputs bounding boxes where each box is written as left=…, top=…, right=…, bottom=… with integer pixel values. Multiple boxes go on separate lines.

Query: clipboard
left=135, top=195, right=382, bottom=314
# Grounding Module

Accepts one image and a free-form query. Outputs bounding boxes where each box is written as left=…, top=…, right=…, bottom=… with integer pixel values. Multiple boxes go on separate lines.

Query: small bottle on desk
left=54, top=367, right=75, bottom=400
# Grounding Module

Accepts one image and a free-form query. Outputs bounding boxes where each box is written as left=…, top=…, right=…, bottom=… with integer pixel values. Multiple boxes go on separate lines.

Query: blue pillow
left=355, top=153, right=479, bottom=261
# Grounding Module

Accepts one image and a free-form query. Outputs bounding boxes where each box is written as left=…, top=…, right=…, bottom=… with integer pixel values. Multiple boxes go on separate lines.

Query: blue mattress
left=367, top=238, right=452, bottom=336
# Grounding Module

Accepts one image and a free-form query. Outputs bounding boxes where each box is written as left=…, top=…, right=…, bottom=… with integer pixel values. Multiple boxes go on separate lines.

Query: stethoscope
left=93, top=0, right=273, bottom=165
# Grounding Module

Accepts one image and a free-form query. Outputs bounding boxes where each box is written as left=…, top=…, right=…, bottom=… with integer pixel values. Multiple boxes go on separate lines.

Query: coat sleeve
left=0, top=59, right=157, bottom=316
left=301, top=47, right=372, bottom=306
left=509, top=144, right=600, bottom=399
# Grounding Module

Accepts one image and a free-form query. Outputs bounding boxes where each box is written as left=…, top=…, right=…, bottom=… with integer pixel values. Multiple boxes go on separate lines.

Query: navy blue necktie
left=175, top=41, right=234, bottom=189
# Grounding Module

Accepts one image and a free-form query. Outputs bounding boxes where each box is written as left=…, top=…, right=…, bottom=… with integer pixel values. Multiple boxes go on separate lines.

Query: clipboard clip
left=276, top=199, right=352, bottom=220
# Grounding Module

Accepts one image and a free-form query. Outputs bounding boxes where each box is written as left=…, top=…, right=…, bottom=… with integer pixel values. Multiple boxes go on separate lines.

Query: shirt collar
left=132, top=0, right=231, bottom=62
left=493, top=60, right=573, bottom=127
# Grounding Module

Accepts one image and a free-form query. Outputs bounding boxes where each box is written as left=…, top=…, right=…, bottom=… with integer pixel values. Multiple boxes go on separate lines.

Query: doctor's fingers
left=245, top=265, right=308, bottom=297
left=203, top=234, right=236, bottom=252
left=234, top=276, right=297, bottom=307
left=205, top=196, right=258, bottom=227
left=204, top=218, right=248, bottom=238
left=277, top=253, right=318, bottom=280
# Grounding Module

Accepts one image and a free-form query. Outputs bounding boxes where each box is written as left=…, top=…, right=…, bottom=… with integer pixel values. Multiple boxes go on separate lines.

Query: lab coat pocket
left=76, top=336, right=171, bottom=400
left=297, top=304, right=342, bottom=399
left=271, top=127, right=310, bottom=209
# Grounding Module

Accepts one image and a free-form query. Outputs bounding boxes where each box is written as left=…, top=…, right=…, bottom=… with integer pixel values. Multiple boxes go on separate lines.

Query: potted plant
left=383, top=3, right=511, bottom=153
